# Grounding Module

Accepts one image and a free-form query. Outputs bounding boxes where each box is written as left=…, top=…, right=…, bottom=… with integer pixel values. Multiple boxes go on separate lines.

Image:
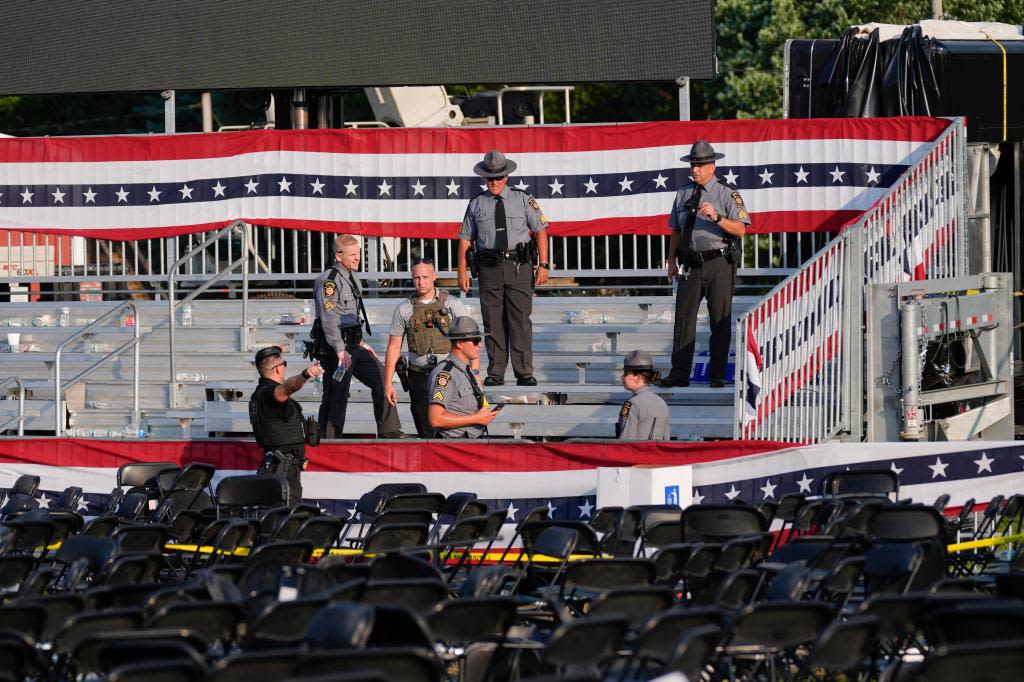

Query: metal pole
left=899, top=301, right=923, bottom=440
left=161, top=90, right=176, bottom=134
left=317, top=94, right=329, bottom=128
left=242, top=223, right=250, bottom=351
left=292, top=88, right=308, bottom=129
left=169, top=264, right=178, bottom=407
left=676, top=77, right=690, bottom=121
left=932, top=0, right=943, bottom=20
left=201, top=92, right=214, bottom=133
left=132, top=305, right=140, bottom=428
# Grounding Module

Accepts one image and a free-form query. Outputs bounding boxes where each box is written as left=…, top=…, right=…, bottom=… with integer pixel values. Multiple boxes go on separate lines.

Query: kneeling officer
left=427, top=317, right=499, bottom=438
left=249, top=346, right=324, bottom=505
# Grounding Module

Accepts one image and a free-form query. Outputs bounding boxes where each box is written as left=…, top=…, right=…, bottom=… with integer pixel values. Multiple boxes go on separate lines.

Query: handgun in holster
left=258, top=450, right=307, bottom=475
left=467, top=248, right=479, bottom=278
left=305, top=319, right=332, bottom=363
left=514, top=242, right=534, bottom=265
left=724, top=238, right=741, bottom=265
left=395, top=355, right=410, bottom=392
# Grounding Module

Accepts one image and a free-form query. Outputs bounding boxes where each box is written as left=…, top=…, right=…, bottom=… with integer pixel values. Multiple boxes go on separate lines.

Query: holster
left=341, top=325, right=363, bottom=347
left=304, top=416, right=320, bottom=446
left=396, top=356, right=410, bottom=392
left=724, top=239, right=740, bottom=265
left=305, top=319, right=332, bottom=362
left=258, top=450, right=307, bottom=475
left=467, top=249, right=480, bottom=278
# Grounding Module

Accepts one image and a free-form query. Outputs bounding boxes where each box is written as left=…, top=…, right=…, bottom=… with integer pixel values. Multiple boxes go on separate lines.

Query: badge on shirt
left=619, top=400, right=632, bottom=421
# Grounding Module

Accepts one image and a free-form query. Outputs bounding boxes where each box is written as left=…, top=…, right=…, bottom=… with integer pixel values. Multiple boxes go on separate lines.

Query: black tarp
left=787, top=26, right=1024, bottom=143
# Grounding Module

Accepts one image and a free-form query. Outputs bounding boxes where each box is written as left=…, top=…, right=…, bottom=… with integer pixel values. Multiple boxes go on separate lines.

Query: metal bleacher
left=0, top=295, right=755, bottom=440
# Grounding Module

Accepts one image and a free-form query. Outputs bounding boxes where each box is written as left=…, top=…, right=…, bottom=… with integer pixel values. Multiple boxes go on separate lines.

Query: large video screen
left=0, top=0, right=715, bottom=94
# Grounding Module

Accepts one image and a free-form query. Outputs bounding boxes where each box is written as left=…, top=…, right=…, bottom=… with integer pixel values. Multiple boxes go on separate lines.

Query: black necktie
left=494, top=196, right=508, bottom=251
left=681, top=184, right=703, bottom=252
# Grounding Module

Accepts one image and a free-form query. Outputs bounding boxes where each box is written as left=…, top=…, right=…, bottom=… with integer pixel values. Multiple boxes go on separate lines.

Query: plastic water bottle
left=88, top=401, right=109, bottom=409
left=175, top=371, right=206, bottom=382
left=591, top=341, right=611, bottom=352
left=136, top=419, right=149, bottom=439
left=301, top=300, right=312, bottom=324
left=655, top=310, right=674, bottom=324
left=180, top=303, right=193, bottom=326
left=58, top=307, right=70, bottom=327
left=564, top=311, right=578, bottom=324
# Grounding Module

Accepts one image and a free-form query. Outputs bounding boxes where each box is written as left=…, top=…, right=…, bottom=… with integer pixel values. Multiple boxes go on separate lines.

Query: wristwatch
left=712, top=215, right=722, bottom=224
left=301, top=369, right=311, bottom=379
left=538, top=262, right=550, bottom=269
left=471, top=368, right=480, bottom=376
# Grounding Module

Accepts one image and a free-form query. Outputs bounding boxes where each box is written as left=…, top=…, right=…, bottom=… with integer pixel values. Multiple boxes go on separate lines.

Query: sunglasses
left=460, top=338, right=482, bottom=346
left=486, top=176, right=507, bottom=182
left=270, top=361, right=287, bottom=370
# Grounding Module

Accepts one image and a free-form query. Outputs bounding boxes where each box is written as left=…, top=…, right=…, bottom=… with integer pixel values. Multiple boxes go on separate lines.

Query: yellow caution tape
left=985, top=34, right=1008, bottom=142
left=947, top=532, right=1024, bottom=553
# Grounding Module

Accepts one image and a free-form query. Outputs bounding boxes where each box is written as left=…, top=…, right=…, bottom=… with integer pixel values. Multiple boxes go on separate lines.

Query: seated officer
left=617, top=350, right=671, bottom=440
left=427, top=317, right=500, bottom=438
left=249, top=346, right=323, bottom=505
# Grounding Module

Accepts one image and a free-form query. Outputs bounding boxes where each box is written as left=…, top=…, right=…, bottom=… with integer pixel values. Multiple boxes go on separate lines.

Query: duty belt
left=480, top=247, right=529, bottom=263
left=678, top=247, right=727, bottom=266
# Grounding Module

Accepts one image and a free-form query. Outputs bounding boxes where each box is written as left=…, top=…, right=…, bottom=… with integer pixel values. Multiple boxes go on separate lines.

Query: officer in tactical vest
left=617, top=350, right=671, bottom=441
left=457, top=150, right=550, bottom=387
left=249, top=345, right=324, bottom=505
left=659, top=140, right=750, bottom=389
left=314, top=234, right=407, bottom=438
left=383, top=258, right=476, bottom=438
left=427, top=317, right=499, bottom=438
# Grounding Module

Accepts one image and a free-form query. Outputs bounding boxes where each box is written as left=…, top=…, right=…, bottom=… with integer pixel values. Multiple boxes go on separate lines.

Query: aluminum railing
left=0, top=228, right=820, bottom=296
left=735, top=119, right=968, bottom=443
left=54, top=302, right=141, bottom=436
left=0, top=377, right=26, bottom=436
left=167, top=219, right=257, bottom=408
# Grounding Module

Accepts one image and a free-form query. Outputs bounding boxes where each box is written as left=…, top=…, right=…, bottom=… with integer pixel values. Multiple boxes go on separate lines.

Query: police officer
left=314, top=234, right=407, bottom=438
left=458, top=150, right=550, bottom=387
left=427, top=317, right=499, bottom=438
left=659, top=140, right=750, bottom=389
left=383, top=258, right=477, bottom=438
left=249, top=345, right=324, bottom=505
left=617, top=350, right=671, bottom=440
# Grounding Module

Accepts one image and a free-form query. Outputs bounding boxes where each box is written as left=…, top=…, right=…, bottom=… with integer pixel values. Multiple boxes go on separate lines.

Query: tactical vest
left=249, top=380, right=306, bottom=450
left=407, top=290, right=453, bottom=356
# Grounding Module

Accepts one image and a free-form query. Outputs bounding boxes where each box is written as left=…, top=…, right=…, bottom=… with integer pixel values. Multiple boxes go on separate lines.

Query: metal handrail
left=0, top=377, right=26, bottom=436
left=167, top=219, right=257, bottom=408
left=497, top=85, right=574, bottom=125
left=54, top=302, right=141, bottom=437
left=734, top=118, right=968, bottom=443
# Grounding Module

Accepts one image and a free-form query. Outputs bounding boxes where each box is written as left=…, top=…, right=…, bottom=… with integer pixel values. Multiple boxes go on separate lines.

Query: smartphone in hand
left=490, top=403, right=504, bottom=412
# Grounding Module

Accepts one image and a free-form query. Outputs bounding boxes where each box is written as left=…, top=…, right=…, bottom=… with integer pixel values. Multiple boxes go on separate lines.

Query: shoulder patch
left=731, top=191, right=745, bottom=209
left=435, top=372, right=451, bottom=389
left=323, top=280, right=337, bottom=297
left=527, top=195, right=547, bottom=223
left=619, top=400, right=633, bottom=421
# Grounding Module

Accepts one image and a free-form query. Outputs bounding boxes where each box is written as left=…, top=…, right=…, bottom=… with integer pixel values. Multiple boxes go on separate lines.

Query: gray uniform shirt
left=428, top=355, right=484, bottom=438
left=388, top=291, right=471, bottom=370
left=314, top=264, right=361, bottom=355
left=668, top=176, right=750, bottom=251
left=617, top=386, right=671, bottom=440
left=458, top=187, right=548, bottom=250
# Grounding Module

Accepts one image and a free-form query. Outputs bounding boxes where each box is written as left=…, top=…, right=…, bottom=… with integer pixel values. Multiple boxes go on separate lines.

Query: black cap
left=255, top=346, right=282, bottom=365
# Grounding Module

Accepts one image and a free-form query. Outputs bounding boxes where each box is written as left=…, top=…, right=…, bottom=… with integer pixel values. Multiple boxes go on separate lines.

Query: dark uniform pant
left=670, top=255, right=736, bottom=383
left=407, top=369, right=432, bottom=438
left=319, top=347, right=401, bottom=437
left=479, top=261, right=534, bottom=380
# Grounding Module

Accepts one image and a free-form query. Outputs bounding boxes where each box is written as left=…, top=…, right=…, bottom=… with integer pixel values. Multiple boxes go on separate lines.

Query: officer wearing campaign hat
left=249, top=346, right=324, bottom=504
left=618, top=350, right=671, bottom=440
left=457, top=150, right=550, bottom=388
left=427, top=317, right=499, bottom=438
left=660, top=140, right=750, bottom=390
